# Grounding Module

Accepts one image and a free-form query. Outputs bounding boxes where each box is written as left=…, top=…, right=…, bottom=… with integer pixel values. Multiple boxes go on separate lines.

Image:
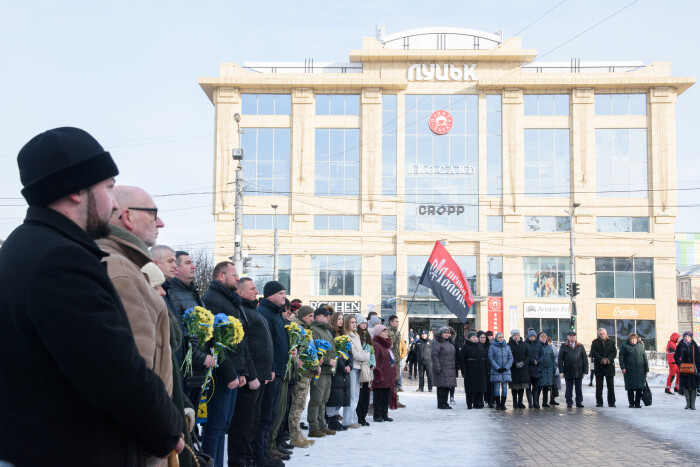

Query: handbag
left=679, top=344, right=696, bottom=375
left=641, top=382, right=652, bottom=406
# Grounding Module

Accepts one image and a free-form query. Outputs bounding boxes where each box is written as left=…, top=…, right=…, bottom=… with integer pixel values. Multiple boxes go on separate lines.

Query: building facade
left=200, top=27, right=694, bottom=350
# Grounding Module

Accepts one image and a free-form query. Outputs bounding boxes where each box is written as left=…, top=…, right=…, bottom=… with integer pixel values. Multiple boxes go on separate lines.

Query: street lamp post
left=271, top=204, right=279, bottom=281
left=232, top=113, right=245, bottom=275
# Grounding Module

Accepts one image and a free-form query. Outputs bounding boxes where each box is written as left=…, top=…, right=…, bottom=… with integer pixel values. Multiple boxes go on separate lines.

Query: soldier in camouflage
left=306, top=305, right=337, bottom=438
left=387, top=316, right=406, bottom=408
left=287, top=306, right=319, bottom=448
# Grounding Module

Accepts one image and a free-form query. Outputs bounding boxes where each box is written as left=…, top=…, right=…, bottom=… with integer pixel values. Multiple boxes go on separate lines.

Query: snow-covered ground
left=286, top=389, right=504, bottom=466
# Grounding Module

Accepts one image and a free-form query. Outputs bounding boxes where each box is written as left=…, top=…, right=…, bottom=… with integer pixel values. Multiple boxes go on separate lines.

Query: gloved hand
left=515, top=361, right=525, bottom=368
left=184, top=407, right=195, bottom=433
left=497, top=367, right=507, bottom=373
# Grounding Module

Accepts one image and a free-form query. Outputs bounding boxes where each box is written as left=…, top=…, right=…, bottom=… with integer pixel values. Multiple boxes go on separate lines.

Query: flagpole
left=398, top=281, right=421, bottom=337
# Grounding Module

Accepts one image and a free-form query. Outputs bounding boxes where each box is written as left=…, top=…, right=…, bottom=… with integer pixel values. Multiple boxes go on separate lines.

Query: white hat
left=141, top=262, right=165, bottom=289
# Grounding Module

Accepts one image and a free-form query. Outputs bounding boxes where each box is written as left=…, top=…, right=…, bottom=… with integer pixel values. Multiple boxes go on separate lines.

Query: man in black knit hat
left=0, top=127, right=184, bottom=465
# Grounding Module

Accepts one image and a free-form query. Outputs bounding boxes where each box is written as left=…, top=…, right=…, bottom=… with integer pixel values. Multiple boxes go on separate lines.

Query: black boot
left=690, top=390, right=697, bottom=410
left=627, top=391, right=635, bottom=408
left=533, top=387, right=540, bottom=408
left=634, top=390, right=642, bottom=408
left=511, top=389, right=519, bottom=409
left=494, top=395, right=501, bottom=410
left=541, top=387, right=550, bottom=407
left=526, top=387, right=533, bottom=408
left=517, top=389, right=526, bottom=409
left=500, top=396, right=508, bottom=411
left=466, top=393, right=473, bottom=410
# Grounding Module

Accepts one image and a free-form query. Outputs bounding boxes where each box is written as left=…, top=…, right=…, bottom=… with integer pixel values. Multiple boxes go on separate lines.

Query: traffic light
left=569, top=315, right=576, bottom=331
left=242, top=256, right=252, bottom=274
left=566, top=283, right=572, bottom=296
left=572, top=282, right=580, bottom=297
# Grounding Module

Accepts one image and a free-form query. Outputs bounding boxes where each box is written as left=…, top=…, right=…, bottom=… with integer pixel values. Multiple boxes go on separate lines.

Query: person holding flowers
left=307, top=305, right=338, bottom=438
left=201, top=261, right=249, bottom=467
left=326, top=311, right=352, bottom=431
left=288, top=306, right=319, bottom=447
left=227, top=277, right=274, bottom=467
left=344, top=314, right=368, bottom=428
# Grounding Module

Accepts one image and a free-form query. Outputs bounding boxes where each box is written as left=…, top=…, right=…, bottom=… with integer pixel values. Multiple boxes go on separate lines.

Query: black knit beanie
left=263, top=280, right=286, bottom=298
left=18, top=127, right=119, bottom=206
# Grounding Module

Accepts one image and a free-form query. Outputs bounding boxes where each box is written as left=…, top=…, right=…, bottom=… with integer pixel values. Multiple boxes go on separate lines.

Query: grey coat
left=431, top=334, right=457, bottom=388
left=488, top=341, right=513, bottom=383
left=536, top=342, right=556, bottom=387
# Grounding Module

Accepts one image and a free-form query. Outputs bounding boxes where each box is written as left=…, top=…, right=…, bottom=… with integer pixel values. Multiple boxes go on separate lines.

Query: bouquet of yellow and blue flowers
left=332, top=335, right=351, bottom=374
left=181, top=306, right=215, bottom=377
left=212, top=313, right=245, bottom=363
left=312, top=339, right=332, bottom=381
left=285, top=322, right=304, bottom=354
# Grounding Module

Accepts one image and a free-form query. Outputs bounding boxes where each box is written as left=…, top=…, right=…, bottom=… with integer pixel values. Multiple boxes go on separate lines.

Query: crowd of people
left=1, top=127, right=700, bottom=467
left=408, top=325, right=700, bottom=412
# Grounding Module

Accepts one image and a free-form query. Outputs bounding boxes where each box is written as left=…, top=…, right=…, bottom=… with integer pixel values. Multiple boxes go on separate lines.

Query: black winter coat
left=257, top=298, right=290, bottom=376
left=558, top=342, right=589, bottom=379
left=590, top=337, right=617, bottom=377
left=619, top=340, right=648, bottom=390
left=167, top=277, right=209, bottom=391
left=240, top=297, right=274, bottom=382
left=202, top=281, right=255, bottom=385
left=460, top=340, right=488, bottom=393
left=674, top=339, right=700, bottom=389
left=327, top=330, right=352, bottom=407
left=0, top=207, right=181, bottom=465
left=415, top=338, right=432, bottom=366
left=508, top=338, right=531, bottom=384
left=526, top=339, right=543, bottom=379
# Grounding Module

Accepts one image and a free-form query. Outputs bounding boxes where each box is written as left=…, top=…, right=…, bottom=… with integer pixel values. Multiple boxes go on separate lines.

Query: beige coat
left=348, top=331, right=371, bottom=383
left=97, top=228, right=173, bottom=395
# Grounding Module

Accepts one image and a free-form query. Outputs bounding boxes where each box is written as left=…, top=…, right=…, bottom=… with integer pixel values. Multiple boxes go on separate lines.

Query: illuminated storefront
left=200, top=27, right=694, bottom=350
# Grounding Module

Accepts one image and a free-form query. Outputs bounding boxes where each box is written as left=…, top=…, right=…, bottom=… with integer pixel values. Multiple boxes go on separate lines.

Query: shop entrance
left=407, top=317, right=475, bottom=344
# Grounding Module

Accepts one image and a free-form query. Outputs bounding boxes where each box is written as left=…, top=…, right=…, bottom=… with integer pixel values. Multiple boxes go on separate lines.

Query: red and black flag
left=419, top=240, right=476, bottom=324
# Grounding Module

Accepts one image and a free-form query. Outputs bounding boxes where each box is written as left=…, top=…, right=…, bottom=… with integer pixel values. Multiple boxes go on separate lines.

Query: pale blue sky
left=1, top=0, right=697, bottom=250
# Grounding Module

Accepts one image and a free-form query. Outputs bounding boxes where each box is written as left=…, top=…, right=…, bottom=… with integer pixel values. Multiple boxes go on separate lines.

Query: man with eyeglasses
left=97, top=186, right=173, bottom=394
left=201, top=261, right=255, bottom=467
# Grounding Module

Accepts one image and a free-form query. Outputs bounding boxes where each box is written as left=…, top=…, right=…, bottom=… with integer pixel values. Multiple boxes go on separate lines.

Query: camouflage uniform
left=307, top=319, right=336, bottom=432
left=288, top=317, right=317, bottom=442
left=387, top=324, right=404, bottom=407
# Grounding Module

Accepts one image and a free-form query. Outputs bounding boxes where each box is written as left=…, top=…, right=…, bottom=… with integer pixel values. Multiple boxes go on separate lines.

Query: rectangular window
left=382, top=95, right=397, bottom=196
left=381, top=215, right=397, bottom=231
left=241, top=94, right=291, bottom=115
left=316, top=94, right=361, bottom=115
left=596, top=129, right=648, bottom=198
left=315, top=128, right=360, bottom=196
left=597, top=319, right=656, bottom=350
left=523, top=94, right=569, bottom=116
left=404, top=94, right=479, bottom=232
left=525, top=216, right=571, bottom=232
left=381, top=256, right=397, bottom=314
left=241, top=128, right=290, bottom=196
left=488, top=256, right=503, bottom=297
left=248, top=255, right=291, bottom=293
left=595, top=94, right=646, bottom=115
left=595, top=257, right=654, bottom=299
left=524, top=129, right=570, bottom=197
left=311, top=255, right=361, bottom=295
left=524, top=317, right=569, bottom=344
left=313, top=215, right=359, bottom=231
left=596, top=217, right=649, bottom=233
left=242, top=214, right=289, bottom=230
left=486, top=95, right=502, bottom=196
left=523, top=257, right=571, bottom=298
left=487, top=216, right=503, bottom=232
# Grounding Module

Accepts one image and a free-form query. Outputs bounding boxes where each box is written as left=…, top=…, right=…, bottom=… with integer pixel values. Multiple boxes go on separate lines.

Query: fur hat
left=437, top=326, right=451, bottom=334
left=141, top=262, right=165, bottom=289
left=510, top=328, right=521, bottom=337
left=485, top=331, right=494, bottom=337
left=18, top=127, right=119, bottom=206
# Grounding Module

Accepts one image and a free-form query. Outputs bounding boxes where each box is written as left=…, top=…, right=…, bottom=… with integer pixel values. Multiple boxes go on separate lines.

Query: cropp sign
left=429, top=110, right=453, bottom=135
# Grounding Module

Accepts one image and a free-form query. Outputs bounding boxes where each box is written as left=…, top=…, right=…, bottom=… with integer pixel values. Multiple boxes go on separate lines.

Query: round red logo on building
left=429, top=110, right=453, bottom=135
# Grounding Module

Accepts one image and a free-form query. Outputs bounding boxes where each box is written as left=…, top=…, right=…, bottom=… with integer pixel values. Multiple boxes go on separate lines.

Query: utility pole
left=232, top=113, right=244, bottom=275
left=271, top=203, right=279, bottom=281
left=567, top=203, right=581, bottom=331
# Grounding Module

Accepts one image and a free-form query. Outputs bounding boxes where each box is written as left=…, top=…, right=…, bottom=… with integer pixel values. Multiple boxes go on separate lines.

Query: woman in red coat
left=372, top=325, right=395, bottom=423
left=666, top=332, right=681, bottom=394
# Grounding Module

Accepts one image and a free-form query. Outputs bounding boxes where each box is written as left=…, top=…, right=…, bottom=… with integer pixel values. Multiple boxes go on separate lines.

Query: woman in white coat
left=343, top=315, right=369, bottom=428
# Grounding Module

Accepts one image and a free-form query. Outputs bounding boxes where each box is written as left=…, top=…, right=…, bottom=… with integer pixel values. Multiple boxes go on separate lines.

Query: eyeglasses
left=123, top=206, right=159, bottom=220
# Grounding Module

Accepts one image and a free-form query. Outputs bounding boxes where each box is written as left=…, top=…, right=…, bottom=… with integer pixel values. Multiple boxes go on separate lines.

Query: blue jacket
left=488, top=341, right=513, bottom=383
left=526, top=339, right=543, bottom=379
left=257, top=298, right=290, bottom=375
left=537, top=342, right=556, bottom=387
